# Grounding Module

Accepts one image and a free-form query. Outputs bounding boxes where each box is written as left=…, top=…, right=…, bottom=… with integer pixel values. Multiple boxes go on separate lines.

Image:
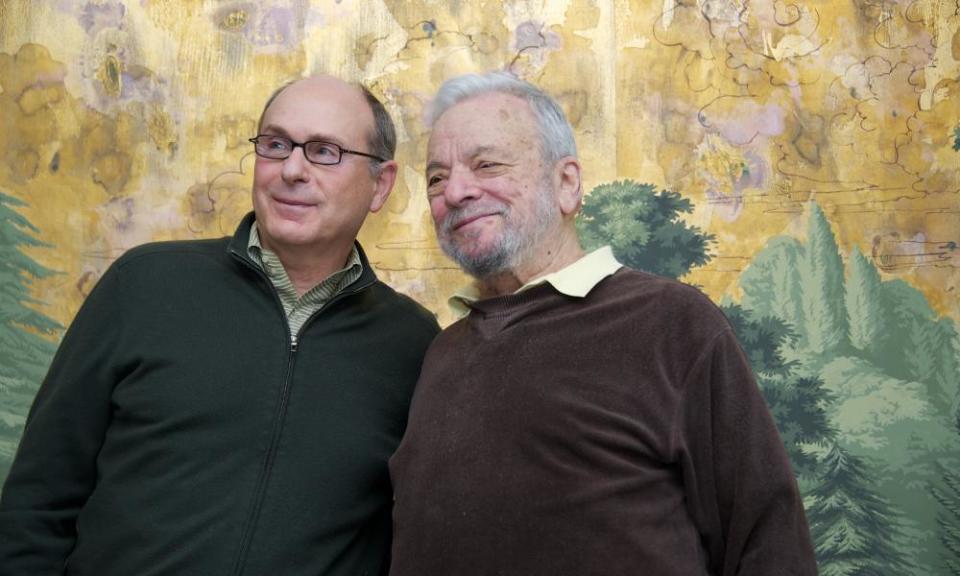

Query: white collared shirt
left=448, top=246, right=623, bottom=319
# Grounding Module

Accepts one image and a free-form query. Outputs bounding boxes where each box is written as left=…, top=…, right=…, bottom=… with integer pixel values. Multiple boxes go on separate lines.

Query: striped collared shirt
left=247, top=222, right=363, bottom=342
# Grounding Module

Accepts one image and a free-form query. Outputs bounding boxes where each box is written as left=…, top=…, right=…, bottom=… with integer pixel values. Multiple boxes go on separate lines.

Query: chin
left=262, top=224, right=319, bottom=248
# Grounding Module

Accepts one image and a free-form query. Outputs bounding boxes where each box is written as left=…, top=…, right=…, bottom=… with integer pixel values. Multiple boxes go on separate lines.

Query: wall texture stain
left=1, top=0, right=959, bottom=571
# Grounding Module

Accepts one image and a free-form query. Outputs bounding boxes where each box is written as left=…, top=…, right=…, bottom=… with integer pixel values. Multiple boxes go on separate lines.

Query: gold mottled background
left=1, top=0, right=957, bottom=329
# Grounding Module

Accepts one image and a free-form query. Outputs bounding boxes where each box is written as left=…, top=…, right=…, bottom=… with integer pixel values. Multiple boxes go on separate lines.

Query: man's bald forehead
left=256, top=75, right=368, bottom=132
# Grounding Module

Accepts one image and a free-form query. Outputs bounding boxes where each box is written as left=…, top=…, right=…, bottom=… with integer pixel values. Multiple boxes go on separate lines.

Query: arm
left=676, top=329, right=818, bottom=576
left=0, top=266, right=128, bottom=574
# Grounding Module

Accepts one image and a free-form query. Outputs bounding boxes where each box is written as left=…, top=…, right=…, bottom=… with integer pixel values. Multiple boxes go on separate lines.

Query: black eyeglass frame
left=248, top=135, right=386, bottom=165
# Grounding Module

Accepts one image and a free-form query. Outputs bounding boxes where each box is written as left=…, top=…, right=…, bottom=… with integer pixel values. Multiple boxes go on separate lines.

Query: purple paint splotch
left=212, top=3, right=306, bottom=52
left=251, top=7, right=300, bottom=49
left=698, top=136, right=771, bottom=223
left=515, top=20, right=562, bottom=52
left=509, top=21, right=562, bottom=74
left=82, top=1, right=126, bottom=33
left=710, top=100, right=787, bottom=145
left=99, top=196, right=136, bottom=232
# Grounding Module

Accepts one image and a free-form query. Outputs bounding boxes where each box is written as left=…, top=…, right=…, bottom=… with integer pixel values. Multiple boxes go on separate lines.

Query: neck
left=268, top=241, right=354, bottom=298
left=475, top=225, right=584, bottom=299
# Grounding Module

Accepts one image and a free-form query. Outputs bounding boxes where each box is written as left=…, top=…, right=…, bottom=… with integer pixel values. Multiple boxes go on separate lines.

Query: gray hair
left=257, top=78, right=396, bottom=177
left=359, top=85, right=396, bottom=163
left=425, top=71, right=577, bottom=164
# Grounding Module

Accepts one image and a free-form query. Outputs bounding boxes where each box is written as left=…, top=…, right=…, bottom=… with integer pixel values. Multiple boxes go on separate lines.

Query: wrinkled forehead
left=427, top=93, right=540, bottom=157
left=432, top=92, right=535, bottom=132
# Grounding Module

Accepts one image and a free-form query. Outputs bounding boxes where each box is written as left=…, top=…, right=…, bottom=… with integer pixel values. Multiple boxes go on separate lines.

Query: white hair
left=425, top=71, right=578, bottom=163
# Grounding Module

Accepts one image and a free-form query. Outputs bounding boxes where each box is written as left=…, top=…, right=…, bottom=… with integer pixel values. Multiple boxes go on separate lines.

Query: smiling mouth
left=453, top=212, right=499, bottom=231
left=274, top=197, right=314, bottom=207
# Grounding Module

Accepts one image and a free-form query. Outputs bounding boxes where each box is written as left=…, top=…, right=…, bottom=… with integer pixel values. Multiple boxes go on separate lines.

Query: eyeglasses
left=249, top=135, right=386, bottom=165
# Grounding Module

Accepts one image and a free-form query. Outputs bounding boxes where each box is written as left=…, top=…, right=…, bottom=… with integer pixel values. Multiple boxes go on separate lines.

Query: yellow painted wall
left=3, top=2, right=960, bottom=570
left=1, top=0, right=957, bottom=329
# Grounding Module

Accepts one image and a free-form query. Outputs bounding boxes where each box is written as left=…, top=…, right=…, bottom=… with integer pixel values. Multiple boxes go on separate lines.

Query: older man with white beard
left=388, top=72, right=817, bottom=576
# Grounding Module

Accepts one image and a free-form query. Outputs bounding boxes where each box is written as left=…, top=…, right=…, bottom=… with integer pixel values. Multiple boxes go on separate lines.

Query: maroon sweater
left=389, top=268, right=816, bottom=575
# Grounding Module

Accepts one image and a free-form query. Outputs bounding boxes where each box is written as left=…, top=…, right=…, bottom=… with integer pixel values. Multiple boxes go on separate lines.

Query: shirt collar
left=449, top=246, right=622, bottom=317
left=248, top=222, right=260, bottom=255
left=247, top=221, right=362, bottom=292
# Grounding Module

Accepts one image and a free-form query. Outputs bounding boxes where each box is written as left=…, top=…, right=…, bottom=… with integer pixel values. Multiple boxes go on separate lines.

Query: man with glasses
left=0, top=76, right=439, bottom=576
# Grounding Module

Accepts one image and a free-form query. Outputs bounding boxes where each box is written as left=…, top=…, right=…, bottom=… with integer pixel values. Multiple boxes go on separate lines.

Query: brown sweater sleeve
left=673, top=329, right=818, bottom=575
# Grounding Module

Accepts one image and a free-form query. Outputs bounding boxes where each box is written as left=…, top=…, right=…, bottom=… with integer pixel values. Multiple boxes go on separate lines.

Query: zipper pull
left=291, top=335, right=298, bottom=353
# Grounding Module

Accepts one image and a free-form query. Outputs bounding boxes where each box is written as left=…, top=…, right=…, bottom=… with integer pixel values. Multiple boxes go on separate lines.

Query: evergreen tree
left=739, top=235, right=807, bottom=343
left=576, top=180, right=714, bottom=279
left=806, top=442, right=913, bottom=575
left=933, top=319, right=960, bottom=413
left=877, top=280, right=953, bottom=411
left=935, top=464, right=960, bottom=575
left=932, top=411, right=960, bottom=575
left=875, top=279, right=929, bottom=380
left=906, top=316, right=939, bottom=392
left=721, top=303, right=834, bottom=476
left=800, top=202, right=848, bottom=355
left=0, top=191, right=61, bottom=480
left=845, top=246, right=885, bottom=355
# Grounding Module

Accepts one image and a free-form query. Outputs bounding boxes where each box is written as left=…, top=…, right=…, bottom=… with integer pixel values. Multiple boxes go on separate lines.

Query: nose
left=281, top=146, right=311, bottom=184
left=442, top=166, right=481, bottom=207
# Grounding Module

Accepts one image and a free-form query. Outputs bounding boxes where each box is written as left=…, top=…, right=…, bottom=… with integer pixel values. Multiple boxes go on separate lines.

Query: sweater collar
left=449, top=246, right=622, bottom=318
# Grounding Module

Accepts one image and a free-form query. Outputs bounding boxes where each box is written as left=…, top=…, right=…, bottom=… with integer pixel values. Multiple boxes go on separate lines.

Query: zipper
left=232, top=339, right=297, bottom=576
left=229, top=248, right=298, bottom=575
left=227, top=245, right=373, bottom=575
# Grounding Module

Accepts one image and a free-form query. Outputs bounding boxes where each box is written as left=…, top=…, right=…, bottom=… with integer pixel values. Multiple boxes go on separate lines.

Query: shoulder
left=113, top=237, right=231, bottom=269
left=601, top=267, right=729, bottom=323
left=367, top=281, right=441, bottom=336
left=93, top=237, right=238, bottom=295
left=103, top=238, right=235, bottom=283
left=591, top=267, right=734, bottom=348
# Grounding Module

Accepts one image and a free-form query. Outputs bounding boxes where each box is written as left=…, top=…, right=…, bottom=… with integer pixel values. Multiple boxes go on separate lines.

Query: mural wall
left=1, top=0, right=958, bottom=573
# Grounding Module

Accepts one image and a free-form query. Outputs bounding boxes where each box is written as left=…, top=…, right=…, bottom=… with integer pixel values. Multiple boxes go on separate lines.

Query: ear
left=555, top=157, right=582, bottom=216
left=368, top=160, right=398, bottom=213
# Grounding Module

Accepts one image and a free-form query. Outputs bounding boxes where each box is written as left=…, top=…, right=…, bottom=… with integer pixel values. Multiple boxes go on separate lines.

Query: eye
left=306, top=141, right=339, bottom=157
left=476, top=160, right=502, bottom=171
left=263, top=136, right=291, bottom=151
left=426, top=168, right=449, bottom=186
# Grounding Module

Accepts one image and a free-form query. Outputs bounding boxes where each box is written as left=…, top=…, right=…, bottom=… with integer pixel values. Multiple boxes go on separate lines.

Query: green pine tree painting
left=801, top=203, right=848, bottom=355
left=576, top=180, right=713, bottom=278
left=806, top=442, right=913, bottom=575
left=932, top=415, right=960, bottom=575
left=739, top=201, right=959, bottom=573
left=934, top=320, right=960, bottom=413
left=845, top=246, right=885, bottom=356
left=720, top=303, right=834, bottom=477
left=739, top=236, right=806, bottom=341
left=0, top=191, right=61, bottom=480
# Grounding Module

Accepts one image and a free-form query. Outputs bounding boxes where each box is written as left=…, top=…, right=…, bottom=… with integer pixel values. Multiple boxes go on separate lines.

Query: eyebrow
left=260, top=124, right=345, bottom=145
left=425, top=145, right=501, bottom=173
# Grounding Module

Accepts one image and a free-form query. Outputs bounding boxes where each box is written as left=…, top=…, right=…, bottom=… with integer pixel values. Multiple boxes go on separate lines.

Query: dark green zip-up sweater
left=0, top=213, right=439, bottom=576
